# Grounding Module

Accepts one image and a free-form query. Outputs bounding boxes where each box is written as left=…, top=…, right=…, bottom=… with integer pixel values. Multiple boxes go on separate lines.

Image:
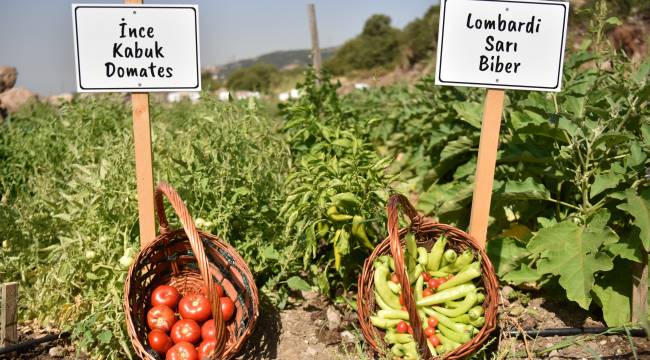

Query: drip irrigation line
left=0, top=332, right=69, bottom=355
left=505, top=327, right=647, bottom=338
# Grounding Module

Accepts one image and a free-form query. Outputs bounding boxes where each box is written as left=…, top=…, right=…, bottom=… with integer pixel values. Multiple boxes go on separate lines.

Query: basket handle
left=387, top=194, right=431, bottom=358
left=154, top=182, right=228, bottom=357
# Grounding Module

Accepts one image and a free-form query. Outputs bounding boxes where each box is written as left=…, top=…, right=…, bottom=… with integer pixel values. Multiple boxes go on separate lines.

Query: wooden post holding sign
left=435, top=0, right=569, bottom=248
left=307, top=4, right=322, bottom=75
left=72, top=3, right=201, bottom=248
left=1, top=282, right=18, bottom=347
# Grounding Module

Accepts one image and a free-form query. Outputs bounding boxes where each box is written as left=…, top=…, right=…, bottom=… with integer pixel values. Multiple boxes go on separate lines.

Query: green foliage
left=0, top=95, right=291, bottom=358
left=279, top=72, right=393, bottom=295
left=226, top=63, right=279, bottom=92
left=325, top=14, right=402, bottom=75
left=402, top=6, right=440, bottom=66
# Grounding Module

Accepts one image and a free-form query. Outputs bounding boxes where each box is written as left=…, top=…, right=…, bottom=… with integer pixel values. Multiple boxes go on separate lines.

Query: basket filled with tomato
left=124, top=182, right=258, bottom=359
left=357, top=194, right=499, bottom=359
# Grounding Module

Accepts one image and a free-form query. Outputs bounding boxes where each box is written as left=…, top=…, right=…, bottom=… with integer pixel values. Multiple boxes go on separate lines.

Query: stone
left=326, top=305, right=342, bottom=330
left=501, top=285, right=514, bottom=297
left=548, top=349, right=559, bottom=357
left=340, top=330, right=356, bottom=344
left=305, top=346, right=318, bottom=356
left=0, top=66, right=17, bottom=93
left=48, top=346, right=67, bottom=358
left=0, top=87, right=37, bottom=114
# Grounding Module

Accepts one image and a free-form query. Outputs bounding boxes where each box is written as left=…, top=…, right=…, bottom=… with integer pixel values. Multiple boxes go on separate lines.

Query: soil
left=3, top=288, right=649, bottom=359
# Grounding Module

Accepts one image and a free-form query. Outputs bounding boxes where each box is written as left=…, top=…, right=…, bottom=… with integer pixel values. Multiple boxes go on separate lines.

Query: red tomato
left=407, top=325, right=413, bottom=334
left=201, top=319, right=216, bottom=340
left=422, top=272, right=431, bottom=282
left=427, top=278, right=439, bottom=289
left=147, top=305, right=177, bottom=332
left=438, top=277, right=448, bottom=284
left=214, top=283, right=224, bottom=298
left=400, top=305, right=406, bottom=311
left=196, top=338, right=217, bottom=359
left=396, top=321, right=408, bottom=334
left=428, top=335, right=440, bottom=347
left=422, top=288, right=433, bottom=298
left=428, top=316, right=439, bottom=328
left=424, top=327, right=435, bottom=337
left=166, top=342, right=198, bottom=360
left=148, top=329, right=173, bottom=354
left=179, top=294, right=212, bottom=323
left=152, top=285, right=181, bottom=309
left=171, top=319, right=201, bottom=344
left=390, top=273, right=400, bottom=284
left=220, top=296, right=235, bottom=322
left=446, top=274, right=453, bottom=281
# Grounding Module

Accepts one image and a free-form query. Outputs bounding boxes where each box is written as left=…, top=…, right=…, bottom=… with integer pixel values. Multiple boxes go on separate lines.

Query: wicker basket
left=124, top=182, right=259, bottom=359
left=357, top=194, right=498, bottom=359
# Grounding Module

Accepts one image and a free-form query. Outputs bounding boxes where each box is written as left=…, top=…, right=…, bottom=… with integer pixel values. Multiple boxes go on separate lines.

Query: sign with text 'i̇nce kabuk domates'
left=72, top=4, right=200, bottom=92
left=436, top=0, right=569, bottom=92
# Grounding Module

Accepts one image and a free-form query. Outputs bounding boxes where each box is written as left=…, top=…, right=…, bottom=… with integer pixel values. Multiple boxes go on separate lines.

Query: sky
left=0, top=0, right=435, bottom=95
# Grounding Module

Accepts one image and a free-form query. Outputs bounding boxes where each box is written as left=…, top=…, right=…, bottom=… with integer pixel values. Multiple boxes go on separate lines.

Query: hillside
left=205, top=47, right=337, bottom=79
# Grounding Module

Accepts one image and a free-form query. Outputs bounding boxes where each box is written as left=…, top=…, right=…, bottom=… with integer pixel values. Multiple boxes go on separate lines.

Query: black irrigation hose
left=0, top=332, right=69, bottom=355
left=505, top=327, right=647, bottom=338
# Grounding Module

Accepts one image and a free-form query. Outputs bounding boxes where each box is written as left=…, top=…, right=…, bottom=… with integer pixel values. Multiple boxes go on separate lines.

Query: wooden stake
left=123, top=0, right=155, bottom=248
left=1, top=282, right=18, bottom=346
left=131, top=93, right=156, bottom=248
left=307, top=4, right=322, bottom=75
left=468, top=89, right=505, bottom=249
left=632, top=252, right=648, bottom=323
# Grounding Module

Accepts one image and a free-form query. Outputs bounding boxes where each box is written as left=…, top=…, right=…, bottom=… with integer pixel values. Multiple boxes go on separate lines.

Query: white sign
left=72, top=4, right=200, bottom=92
left=435, top=0, right=569, bottom=92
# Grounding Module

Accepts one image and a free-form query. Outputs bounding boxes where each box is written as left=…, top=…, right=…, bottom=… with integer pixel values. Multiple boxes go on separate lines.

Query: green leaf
left=486, top=237, right=531, bottom=277
left=605, top=17, right=622, bottom=26
left=621, top=190, right=650, bottom=250
left=592, top=260, right=632, bottom=326
left=439, top=136, right=475, bottom=161
left=628, top=142, right=647, bottom=167
left=287, top=276, right=311, bottom=291
left=633, top=58, right=650, bottom=84
left=97, top=330, right=113, bottom=344
left=590, top=172, right=622, bottom=198
left=607, top=228, right=643, bottom=263
left=501, top=178, right=550, bottom=200
left=528, top=220, right=614, bottom=309
left=452, top=102, right=482, bottom=129
left=502, top=264, right=542, bottom=284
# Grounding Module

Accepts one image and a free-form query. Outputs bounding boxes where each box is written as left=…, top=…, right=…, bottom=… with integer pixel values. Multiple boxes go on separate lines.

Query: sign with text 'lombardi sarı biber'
left=72, top=4, right=200, bottom=92
left=436, top=0, right=569, bottom=92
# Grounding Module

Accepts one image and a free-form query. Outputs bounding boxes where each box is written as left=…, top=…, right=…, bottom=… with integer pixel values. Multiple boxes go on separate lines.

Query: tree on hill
left=325, top=14, right=402, bottom=74
left=226, top=63, right=279, bottom=92
left=402, top=5, right=440, bottom=66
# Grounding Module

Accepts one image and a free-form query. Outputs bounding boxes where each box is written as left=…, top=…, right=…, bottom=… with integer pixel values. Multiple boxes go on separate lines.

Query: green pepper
left=374, top=263, right=401, bottom=309
left=439, top=250, right=474, bottom=274
left=437, top=262, right=481, bottom=291
left=370, top=316, right=402, bottom=329
left=408, top=264, right=423, bottom=285
left=433, top=292, right=477, bottom=318
left=437, top=332, right=461, bottom=349
left=417, top=247, right=428, bottom=266
left=415, top=275, right=424, bottom=302
left=450, top=314, right=470, bottom=324
left=439, top=324, right=471, bottom=344
left=401, top=341, right=419, bottom=360
left=352, top=215, right=373, bottom=250
left=375, top=291, right=398, bottom=311
left=377, top=309, right=410, bottom=320
left=469, top=305, right=484, bottom=320
left=387, top=281, right=401, bottom=294
left=442, top=249, right=457, bottom=266
left=326, top=206, right=353, bottom=222
left=416, top=283, right=476, bottom=307
left=470, top=316, right=485, bottom=328
left=426, top=235, right=447, bottom=271
left=384, top=332, right=414, bottom=344
left=476, top=292, right=485, bottom=303
left=422, top=308, right=472, bottom=334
